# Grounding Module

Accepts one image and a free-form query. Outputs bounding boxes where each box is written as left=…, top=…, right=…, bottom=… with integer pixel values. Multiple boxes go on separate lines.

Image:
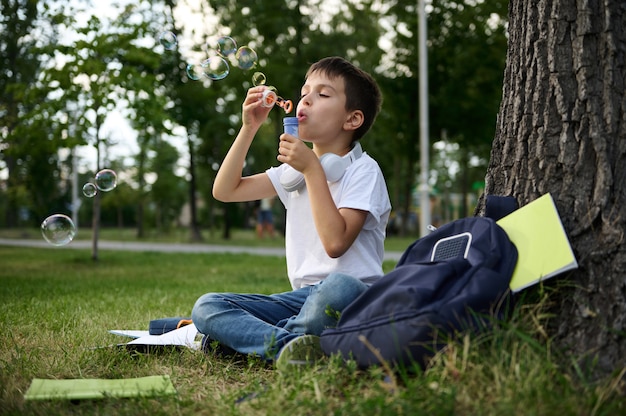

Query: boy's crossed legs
left=191, top=273, right=368, bottom=360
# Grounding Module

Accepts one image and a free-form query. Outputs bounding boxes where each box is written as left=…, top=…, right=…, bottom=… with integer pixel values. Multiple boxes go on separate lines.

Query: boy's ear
left=343, top=110, right=364, bottom=131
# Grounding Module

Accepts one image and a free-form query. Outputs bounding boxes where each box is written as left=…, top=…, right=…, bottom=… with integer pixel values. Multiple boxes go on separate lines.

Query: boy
left=191, top=56, right=391, bottom=367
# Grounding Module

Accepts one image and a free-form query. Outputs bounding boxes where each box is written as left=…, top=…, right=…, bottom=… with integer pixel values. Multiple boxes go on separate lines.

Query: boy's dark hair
left=306, top=56, right=382, bottom=141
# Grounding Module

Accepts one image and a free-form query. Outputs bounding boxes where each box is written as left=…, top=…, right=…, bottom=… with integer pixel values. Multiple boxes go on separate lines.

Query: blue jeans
left=191, top=273, right=368, bottom=360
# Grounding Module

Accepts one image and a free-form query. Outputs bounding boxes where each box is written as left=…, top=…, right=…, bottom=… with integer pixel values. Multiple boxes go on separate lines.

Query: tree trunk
left=136, top=139, right=146, bottom=239
left=187, top=133, right=203, bottom=242
left=483, top=0, right=626, bottom=376
left=91, top=121, right=103, bottom=262
left=91, top=189, right=100, bottom=261
left=459, top=148, right=470, bottom=219
left=4, top=155, right=18, bottom=228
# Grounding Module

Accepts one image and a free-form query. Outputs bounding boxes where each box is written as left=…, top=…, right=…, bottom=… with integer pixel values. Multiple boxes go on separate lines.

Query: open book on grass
left=108, top=324, right=200, bottom=351
left=497, top=193, right=578, bottom=292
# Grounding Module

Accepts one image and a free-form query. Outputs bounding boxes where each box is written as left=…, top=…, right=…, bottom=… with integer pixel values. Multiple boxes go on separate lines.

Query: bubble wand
left=252, top=72, right=294, bottom=114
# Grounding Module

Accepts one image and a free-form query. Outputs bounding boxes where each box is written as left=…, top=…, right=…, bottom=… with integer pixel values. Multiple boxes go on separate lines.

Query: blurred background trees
left=0, top=0, right=508, bottom=239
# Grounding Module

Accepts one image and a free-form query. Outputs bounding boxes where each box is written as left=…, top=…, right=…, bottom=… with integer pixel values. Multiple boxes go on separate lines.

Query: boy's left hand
left=277, top=134, right=320, bottom=174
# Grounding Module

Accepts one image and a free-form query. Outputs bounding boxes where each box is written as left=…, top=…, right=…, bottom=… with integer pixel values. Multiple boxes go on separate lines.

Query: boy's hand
left=242, top=86, right=273, bottom=129
left=277, top=133, right=320, bottom=174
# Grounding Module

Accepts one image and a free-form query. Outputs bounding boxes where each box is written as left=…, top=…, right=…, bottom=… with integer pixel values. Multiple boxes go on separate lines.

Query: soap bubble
left=41, top=214, right=76, bottom=246
left=235, top=46, right=257, bottom=70
left=252, top=72, right=266, bottom=86
left=216, top=36, right=237, bottom=57
left=95, top=169, right=117, bottom=192
left=82, top=182, right=97, bottom=198
left=159, top=31, right=177, bottom=50
left=186, top=63, right=204, bottom=81
left=203, top=56, right=230, bottom=80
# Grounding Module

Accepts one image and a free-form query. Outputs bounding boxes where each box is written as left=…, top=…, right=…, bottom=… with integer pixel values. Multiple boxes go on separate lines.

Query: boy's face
left=296, top=71, right=353, bottom=146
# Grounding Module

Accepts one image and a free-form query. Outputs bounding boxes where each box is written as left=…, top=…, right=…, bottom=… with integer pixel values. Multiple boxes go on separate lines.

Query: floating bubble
left=252, top=72, right=266, bottom=86
left=235, top=46, right=258, bottom=70
left=159, top=31, right=177, bottom=50
left=41, top=214, right=76, bottom=246
left=216, top=36, right=237, bottom=57
left=186, top=63, right=204, bottom=81
left=82, top=182, right=97, bottom=198
left=95, top=169, right=117, bottom=192
left=202, top=56, right=230, bottom=80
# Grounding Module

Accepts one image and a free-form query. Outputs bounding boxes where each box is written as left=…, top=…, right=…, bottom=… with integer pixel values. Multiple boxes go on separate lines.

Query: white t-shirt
left=266, top=151, right=391, bottom=289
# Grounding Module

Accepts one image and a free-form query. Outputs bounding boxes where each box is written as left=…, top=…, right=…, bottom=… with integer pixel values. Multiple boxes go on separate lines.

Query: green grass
left=0, top=226, right=418, bottom=252
left=0, top=246, right=624, bottom=415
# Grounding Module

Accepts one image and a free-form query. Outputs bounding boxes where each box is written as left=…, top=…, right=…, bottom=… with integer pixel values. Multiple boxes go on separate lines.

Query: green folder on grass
left=497, top=193, right=578, bottom=292
left=24, top=375, right=177, bottom=401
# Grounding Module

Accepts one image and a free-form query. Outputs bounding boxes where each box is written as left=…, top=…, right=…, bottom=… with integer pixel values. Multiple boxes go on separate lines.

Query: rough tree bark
left=483, top=0, right=626, bottom=376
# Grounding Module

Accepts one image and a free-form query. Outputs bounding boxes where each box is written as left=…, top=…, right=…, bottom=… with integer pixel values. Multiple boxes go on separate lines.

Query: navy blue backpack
left=320, top=201, right=518, bottom=370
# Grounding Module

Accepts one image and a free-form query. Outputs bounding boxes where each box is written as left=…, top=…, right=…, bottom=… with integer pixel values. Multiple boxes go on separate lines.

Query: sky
left=10, top=0, right=221, bottom=181
left=68, top=0, right=210, bottom=176
left=69, top=0, right=395, bottom=169
left=67, top=0, right=350, bottom=177
left=2, top=0, right=418, bottom=181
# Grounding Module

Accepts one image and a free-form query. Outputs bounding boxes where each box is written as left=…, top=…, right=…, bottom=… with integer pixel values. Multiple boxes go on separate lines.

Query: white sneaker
left=275, top=335, right=325, bottom=372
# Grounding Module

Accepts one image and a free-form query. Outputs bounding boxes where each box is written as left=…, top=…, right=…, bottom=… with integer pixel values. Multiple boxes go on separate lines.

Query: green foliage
left=428, top=0, right=508, bottom=148
left=148, top=140, right=187, bottom=231
left=0, top=0, right=509, bottom=235
left=0, top=246, right=624, bottom=415
left=0, top=0, right=66, bottom=227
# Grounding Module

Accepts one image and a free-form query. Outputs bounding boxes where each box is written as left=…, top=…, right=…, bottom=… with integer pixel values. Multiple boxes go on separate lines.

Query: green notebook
left=497, top=193, right=578, bottom=292
left=24, top=375, right=177, bottom=401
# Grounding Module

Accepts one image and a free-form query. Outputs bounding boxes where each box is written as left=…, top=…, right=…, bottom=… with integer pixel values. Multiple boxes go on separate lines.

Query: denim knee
left=191, top=293, right=225, bottom=334
left=282, top=273, right=368, bottom=335
left=313, top=273, right=369, bottom=310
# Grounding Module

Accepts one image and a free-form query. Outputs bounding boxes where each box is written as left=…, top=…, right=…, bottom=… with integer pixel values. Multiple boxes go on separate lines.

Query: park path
left=0, top=238, right=404, bottom=262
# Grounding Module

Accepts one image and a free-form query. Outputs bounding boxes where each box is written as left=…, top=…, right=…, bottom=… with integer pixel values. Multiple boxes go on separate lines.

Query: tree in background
left=428, top=0, right=508, bottom=217
left=193, top=0, right=384, bottom=238
left=0, top=0, right=67, bottom=227
left=44, top=3, right=170, bottom=258
left=148, top=139, right=187, bottom=232
left=379, top=0, right=508, bottom=234
left=1, top=0, right=512, bottom=243
left=484, top=0, right=626, bottom=377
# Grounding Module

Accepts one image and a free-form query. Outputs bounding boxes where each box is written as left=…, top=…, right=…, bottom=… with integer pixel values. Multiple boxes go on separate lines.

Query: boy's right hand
left=242, top=86, right=273, bottom=130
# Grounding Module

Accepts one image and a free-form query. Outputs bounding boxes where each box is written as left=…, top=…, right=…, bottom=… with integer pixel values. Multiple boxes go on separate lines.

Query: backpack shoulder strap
left=485, top=195, right=518, bottom=221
